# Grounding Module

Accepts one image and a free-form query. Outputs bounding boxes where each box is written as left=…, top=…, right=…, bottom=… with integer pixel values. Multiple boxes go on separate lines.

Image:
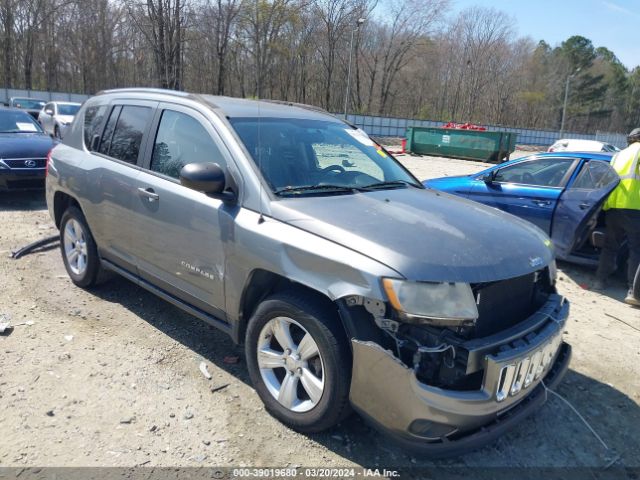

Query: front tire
left=59, top=206, right=101, bottom=288
left=245, top=292, right=351, bottom=433
left=54, top=125, right=60, bottom=139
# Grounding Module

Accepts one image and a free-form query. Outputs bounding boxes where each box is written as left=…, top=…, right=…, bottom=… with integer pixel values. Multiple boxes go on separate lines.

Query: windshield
left=229, top=117, right=420, bottom=195
left=57, top=104, right=80, bottom=116
left=0, top=110, right=43, bottom=133
left=12, top=98, right=45, bottom=110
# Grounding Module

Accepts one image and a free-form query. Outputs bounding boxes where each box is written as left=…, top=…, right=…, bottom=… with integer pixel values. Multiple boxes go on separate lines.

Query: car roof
left=95, top=88, right=340, bottom=123
left=554, top=138, right=606, bottom=145
left=10, top=97, right=44, bottom=101
left=52, top=101, right=81, bottom=106
left=535, top=151, right=614, bottom=161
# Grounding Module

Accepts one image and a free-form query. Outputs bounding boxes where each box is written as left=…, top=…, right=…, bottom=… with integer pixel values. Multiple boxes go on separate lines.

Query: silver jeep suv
left=46, top=88, right=571, bottom=456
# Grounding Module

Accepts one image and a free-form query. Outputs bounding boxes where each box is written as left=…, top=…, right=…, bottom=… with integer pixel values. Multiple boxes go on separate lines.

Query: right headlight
left=382, top=278, right=478, bottom=327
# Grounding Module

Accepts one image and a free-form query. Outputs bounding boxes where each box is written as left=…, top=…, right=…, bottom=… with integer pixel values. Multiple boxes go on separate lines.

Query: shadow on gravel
left=0, top=190, right=47, bottom=211
left=558, top=260, right=632, bottom=305
left=88, top=274, right=639, bottom=470
left=89, top=276, right=251, bottom=385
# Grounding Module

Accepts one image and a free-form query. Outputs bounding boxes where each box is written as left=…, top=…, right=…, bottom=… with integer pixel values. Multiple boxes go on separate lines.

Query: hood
left=0, top=133, right=55, bottom=159
left=269, top=188, right=554, bottom=283
left=423, top=175, right=470, bottom=190
left=56, top=115, right=75, bottom=125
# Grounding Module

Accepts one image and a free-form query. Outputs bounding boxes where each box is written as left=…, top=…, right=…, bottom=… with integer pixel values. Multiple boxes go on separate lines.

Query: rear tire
left=59, top=206, right=101, bottom=288
left=245, top=292, right=351, bottom=433
left=54, top=125, right=60, bottom=139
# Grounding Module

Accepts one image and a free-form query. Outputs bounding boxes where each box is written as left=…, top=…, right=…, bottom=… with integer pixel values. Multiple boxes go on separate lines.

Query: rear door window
left=571, top=160, right=619, bottom=190
left=98, top=105, right=152, bottom=164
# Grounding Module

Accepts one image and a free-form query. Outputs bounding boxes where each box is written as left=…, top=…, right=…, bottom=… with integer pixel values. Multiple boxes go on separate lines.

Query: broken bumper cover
left=349, top=296, right=571, bottom=457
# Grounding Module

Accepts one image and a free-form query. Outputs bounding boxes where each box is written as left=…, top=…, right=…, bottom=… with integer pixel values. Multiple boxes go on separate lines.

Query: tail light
left=46, top=149, right=53, bottom=177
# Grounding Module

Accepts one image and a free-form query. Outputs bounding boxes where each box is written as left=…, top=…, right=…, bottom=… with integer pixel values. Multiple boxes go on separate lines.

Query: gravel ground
left=0, top=152, right=639, bottom=471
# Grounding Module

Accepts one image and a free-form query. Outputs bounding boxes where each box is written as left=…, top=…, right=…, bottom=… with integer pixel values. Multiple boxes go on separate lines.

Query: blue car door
left=550, top=159, right=619, bottom=260
left=468, top=157, right=579, bottom=234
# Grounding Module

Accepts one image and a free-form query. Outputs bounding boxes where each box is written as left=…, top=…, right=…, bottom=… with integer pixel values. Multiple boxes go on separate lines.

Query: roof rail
left=95, top=87, right=190, bottom=98
left=262, top=99, right=328, bottom=114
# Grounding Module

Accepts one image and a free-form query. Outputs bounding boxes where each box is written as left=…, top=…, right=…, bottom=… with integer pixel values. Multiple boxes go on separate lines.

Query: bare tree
left=127, top=0, right=187, bottom=89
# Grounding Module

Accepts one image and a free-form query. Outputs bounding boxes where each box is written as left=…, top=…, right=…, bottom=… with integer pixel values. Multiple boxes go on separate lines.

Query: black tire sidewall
left=59, top=207, right=100, bottom=288
left=245, top=294, right=351, bottom=432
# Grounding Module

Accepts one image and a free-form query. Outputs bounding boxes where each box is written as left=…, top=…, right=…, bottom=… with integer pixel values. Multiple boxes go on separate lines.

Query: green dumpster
left=406, top=126, right=517, bottom=163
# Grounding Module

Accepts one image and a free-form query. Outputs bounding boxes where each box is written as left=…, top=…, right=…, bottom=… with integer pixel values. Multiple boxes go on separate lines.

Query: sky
left=450, top=0, right=640, bottom=70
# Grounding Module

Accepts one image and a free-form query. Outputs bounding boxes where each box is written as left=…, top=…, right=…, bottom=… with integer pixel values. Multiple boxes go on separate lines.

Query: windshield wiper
left=274, top=184, right=360, bottom=196
left=360, top=180, right=421, bottom=190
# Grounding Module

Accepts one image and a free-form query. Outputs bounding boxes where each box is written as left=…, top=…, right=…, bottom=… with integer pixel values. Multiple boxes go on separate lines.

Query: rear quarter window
left=83, top=105, right=108, bottom=150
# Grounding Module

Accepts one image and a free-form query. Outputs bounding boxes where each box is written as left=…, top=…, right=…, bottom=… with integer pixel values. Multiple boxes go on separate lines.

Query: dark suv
left=46, top=88, right=571, bottom=456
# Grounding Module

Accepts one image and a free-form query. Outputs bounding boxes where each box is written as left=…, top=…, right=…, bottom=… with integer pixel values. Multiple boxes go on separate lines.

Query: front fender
left=224, top=208, right=400, bottom=332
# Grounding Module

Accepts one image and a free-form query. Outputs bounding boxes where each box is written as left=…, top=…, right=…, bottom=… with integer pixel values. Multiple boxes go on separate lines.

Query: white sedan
left=37, top=101, right=81, bottom=138
left=548, top=138, right=620, bottom=153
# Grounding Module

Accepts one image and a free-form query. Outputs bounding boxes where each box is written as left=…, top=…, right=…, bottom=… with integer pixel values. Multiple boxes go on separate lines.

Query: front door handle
left=532, top=200, right=551, bottom=207
left=138, top=187, right=159, bottom=202
left=579, top=202, right=591, bottom=210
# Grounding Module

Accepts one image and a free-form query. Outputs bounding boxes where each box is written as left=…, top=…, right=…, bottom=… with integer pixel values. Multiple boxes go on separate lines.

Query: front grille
left=472, top=269, right=550, bottom=337
left=3, top=158, right=46, bottom=169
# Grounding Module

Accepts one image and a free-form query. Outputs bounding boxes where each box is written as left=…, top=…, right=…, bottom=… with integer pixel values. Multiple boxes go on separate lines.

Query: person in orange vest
left=594, top=128, right=640, bottom=306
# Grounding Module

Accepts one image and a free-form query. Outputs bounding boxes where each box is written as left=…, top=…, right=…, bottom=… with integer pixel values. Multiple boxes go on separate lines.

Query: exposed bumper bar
left=353, top=342, right=571, bottom=458
left=349, top=296, right=571, bottom=457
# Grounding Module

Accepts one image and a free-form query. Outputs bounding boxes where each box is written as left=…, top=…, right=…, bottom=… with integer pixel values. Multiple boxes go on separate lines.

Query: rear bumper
left=0, top=169, right=46, bottom=190
left=349, top=295, right=571, bottom=457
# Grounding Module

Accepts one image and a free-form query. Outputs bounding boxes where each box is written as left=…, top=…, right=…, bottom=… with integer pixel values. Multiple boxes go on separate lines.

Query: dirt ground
left=1, top=152, right=639, bottom=471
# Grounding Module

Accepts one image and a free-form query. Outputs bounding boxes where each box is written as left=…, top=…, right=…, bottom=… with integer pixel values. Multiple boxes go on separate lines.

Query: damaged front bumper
left=349, top=294, right=571, bottom=457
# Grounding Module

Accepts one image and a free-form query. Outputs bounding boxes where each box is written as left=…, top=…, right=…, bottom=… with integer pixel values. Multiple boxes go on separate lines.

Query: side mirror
left=45, top=109, right=54, bottom=115
left=481, top=172, right=495, bottom=183
left=180, top=162, right=235, bottom=202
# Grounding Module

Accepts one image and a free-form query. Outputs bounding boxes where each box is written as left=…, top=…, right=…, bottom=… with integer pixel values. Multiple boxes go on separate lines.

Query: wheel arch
left=233, top=269, right=345, bottom=345
left=53, top=191, right=81, bottom=228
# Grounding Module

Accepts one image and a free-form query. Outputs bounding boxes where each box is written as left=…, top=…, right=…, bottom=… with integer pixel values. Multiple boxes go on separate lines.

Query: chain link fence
left=2, top=88, right=89, bottom=105
left=344, top=113, right=628, bottom=149
left=1, top=89, right=627, bottom=149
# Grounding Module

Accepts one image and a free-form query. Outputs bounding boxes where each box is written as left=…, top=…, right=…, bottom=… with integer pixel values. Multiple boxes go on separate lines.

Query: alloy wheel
left=63, top=219, right=88, bottom=276
left=257, top=316, right=325, bottom=413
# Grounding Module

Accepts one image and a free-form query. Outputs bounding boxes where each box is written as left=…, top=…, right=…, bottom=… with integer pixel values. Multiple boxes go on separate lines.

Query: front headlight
left=382, top=278, right=478, bottom=326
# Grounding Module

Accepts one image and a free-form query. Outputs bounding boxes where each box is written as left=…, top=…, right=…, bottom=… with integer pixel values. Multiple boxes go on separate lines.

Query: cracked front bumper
left=349, top=295, right=571, bottom=457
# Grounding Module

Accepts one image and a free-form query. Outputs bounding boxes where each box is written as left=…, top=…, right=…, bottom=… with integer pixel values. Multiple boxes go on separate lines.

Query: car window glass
left=150, top=110, right=226, bottom=179
left=97, top=106, right=121, bottom=155
left=571, top=160, right=619, bottom=190
left=229, top=118, right=417, bottom=192
left=311, top=131, right=384, bottom=181
left=494, top=158, right=574, bottom=187
left=106, top=105, right=152, bottom=164
left=0, top=109, right=42, bottom=132
left=58, top=104, right=80, bottom=116
left=83, top=105, right=108, bottom=150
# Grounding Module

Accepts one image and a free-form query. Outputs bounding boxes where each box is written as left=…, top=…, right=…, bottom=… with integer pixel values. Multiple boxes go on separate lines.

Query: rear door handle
left=138, top=187, right=159, bottom=202
left=579, top=202, right=591, bottom=210
left=532, top=200, right=551, bottom=207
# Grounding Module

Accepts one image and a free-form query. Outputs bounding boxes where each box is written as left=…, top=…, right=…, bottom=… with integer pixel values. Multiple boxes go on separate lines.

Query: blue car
left=0, top=107, right=55, bottom=190
left=425, top=152, right=620, bottom=266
